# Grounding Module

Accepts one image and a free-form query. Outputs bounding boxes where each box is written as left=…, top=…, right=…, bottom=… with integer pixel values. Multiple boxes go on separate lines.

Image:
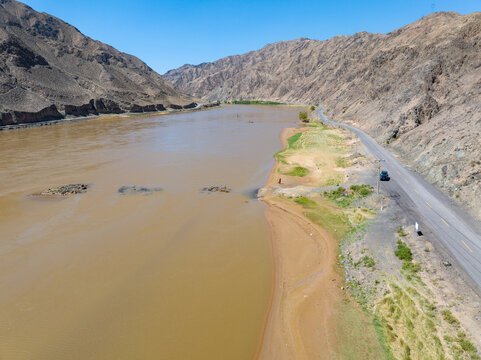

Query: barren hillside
left=0, top=0, right=196, bottom=125
left=165, top=12, right=481, bottom=218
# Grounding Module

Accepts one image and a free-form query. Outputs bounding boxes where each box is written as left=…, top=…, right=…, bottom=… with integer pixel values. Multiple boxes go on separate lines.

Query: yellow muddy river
left=0, top=105, right=299, bottom=359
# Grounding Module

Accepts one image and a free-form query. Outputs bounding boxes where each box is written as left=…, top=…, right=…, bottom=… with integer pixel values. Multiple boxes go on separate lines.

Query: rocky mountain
left=165, top=12, right=481, bottom=219
left=0, top=0, right=197, bottom=126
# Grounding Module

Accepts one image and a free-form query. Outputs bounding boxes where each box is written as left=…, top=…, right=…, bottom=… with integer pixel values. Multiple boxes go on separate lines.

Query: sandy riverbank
left=256, top=123, right=392, bottom=360
left=257, top=127, right=342, bottom=359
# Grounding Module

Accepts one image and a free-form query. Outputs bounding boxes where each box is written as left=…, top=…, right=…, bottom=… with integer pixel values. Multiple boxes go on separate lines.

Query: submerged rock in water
left=201, top=185, right=232, bottom=193
left=35, top=184, right=89, bottom=197
left=118, top=185, right=163, bottom=195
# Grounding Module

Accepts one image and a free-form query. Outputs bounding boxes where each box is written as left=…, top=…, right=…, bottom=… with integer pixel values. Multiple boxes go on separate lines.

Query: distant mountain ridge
left=0, top=0, right=197, bottom=126
left=165, top=11, right=481, bottom=218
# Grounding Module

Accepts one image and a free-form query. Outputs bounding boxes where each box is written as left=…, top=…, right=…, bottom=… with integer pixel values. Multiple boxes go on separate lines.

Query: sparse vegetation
left=355, top=255, right=376, bottom=268
left=335, top=156, right=350, bottom=168
left=446, top=331, right=480, bottom=359
left=323, top=184, right=373, bottom=208
left=309, top=105, right=315, bottom=111
left=273, top=150, right=287, bottom=164
left=441, top=309, right=460, bottom=326
left=396, top=226, right=408, bottom=237
left=323, top=174, right=344, bottom=187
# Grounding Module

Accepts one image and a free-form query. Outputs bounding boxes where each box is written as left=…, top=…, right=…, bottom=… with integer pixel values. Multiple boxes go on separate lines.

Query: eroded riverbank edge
left=0, top=103, right=220, bottom=131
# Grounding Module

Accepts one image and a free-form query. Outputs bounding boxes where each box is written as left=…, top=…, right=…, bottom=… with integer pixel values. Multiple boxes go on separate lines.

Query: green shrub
left=395, top=240, right=413, bottom=262
left=309, top=105, right=315, bottom=111
left=298, top=111, right=308, bottom=122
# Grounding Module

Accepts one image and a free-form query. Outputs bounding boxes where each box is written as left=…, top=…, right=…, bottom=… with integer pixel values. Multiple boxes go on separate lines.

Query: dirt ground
left=341, top=138, right=481, bottom=359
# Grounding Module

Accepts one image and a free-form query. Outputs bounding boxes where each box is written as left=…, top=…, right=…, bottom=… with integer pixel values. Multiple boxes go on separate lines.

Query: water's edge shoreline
left=254, top=125, right=343, bottom=359
left=253, top=127, right=291, bottom=360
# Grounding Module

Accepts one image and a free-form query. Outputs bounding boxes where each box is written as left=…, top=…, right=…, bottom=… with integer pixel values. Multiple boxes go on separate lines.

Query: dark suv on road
left=380, top=170, right=390, bottom=181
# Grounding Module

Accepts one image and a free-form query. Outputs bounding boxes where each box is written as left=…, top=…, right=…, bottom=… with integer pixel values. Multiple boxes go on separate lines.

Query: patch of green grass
left=293, top=196, right=317, bottom=208
left=334, top=302, right=389, bottom=360
left=286, top=166, right=309, bottom=177
left=395, top=240, right=413, bottom=262
left=456, top=332, right=479, bottom=358
left=304, top=205, right=351, bottom=241
left=441, top=309, right=460, bottom=327
left=307, top=121, right=329, bottom=130
left=395, top=240, right=422, bottom=280
left=287, top=132, right=303, bottom=149
left=273, top=150, right=287, bottom=164
left=445, top=331, right=480, bottom=359
left=290, top=198, right=351, bottom=240
left=402, top=261, right=421, bottom=274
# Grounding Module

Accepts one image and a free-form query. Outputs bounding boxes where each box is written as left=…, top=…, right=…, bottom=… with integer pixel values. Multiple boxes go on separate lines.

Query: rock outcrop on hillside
left=0, top=0, right=196, bottom=125
left=164, top=12, right=481, bottom=219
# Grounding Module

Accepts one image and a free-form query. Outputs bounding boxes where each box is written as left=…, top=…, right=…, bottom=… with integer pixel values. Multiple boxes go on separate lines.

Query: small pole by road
left=375, top=159, right=385, bottom=194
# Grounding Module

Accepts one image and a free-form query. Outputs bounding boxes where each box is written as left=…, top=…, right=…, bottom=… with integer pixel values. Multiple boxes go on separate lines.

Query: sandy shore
left=257, top=127, right=343, bottom=359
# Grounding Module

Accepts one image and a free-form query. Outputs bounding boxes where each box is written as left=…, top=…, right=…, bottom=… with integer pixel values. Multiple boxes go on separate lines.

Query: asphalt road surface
left=319, top=109, right=481, bottom=293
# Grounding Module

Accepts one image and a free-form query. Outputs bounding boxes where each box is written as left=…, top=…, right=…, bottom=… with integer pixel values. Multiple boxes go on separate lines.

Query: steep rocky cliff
left=0, top=0, right=195, bottom=125
left=165, top=12, right=481, bottom=218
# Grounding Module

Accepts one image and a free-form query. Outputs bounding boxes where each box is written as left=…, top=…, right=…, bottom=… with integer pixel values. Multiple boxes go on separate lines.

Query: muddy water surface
left=0, top=106, right=299, bottom=359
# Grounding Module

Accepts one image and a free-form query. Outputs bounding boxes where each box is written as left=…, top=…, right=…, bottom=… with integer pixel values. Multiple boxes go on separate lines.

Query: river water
left=0, top=105, right=299, bottom=359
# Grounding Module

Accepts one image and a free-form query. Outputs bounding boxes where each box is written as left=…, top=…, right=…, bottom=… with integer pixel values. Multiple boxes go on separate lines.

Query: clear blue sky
left=22, top=0, right=480, bottom=74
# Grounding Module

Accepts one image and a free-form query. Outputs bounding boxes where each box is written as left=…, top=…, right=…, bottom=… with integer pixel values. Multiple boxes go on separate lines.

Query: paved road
left=319, top=109, right=481, bottom=293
